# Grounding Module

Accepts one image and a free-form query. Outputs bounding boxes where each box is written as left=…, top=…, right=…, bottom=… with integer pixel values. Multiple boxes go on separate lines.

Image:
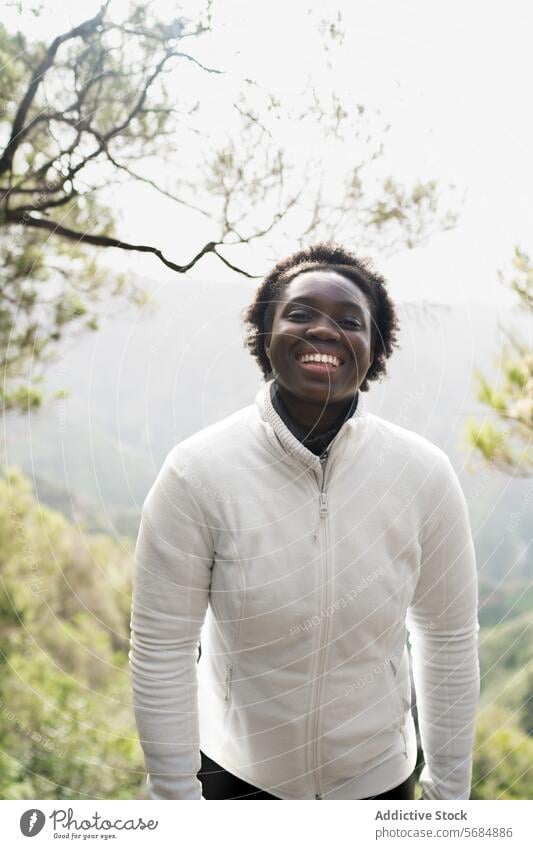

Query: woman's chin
left=277, top=378, right=346, bottom=406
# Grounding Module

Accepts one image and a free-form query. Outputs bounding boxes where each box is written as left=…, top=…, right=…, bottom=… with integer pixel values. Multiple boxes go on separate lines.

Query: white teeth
left=298, top=353, right=342, bottom=367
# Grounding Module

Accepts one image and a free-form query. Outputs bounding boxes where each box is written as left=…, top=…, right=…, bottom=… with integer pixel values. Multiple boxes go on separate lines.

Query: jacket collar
left=255, top=378, right=369, bottom=472
left=270, top=380, right=359, bottom=456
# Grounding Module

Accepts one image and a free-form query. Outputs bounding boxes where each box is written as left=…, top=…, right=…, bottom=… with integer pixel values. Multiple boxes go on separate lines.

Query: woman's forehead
left=282, top=269, right=372, bottom=310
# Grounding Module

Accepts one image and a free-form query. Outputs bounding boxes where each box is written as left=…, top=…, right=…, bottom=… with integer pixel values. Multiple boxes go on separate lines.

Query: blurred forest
left=0, top=467, right=144, bottom=798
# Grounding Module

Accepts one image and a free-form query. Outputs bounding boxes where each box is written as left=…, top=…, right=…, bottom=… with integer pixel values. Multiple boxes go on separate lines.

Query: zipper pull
left=319, top=491, right=328, bottom=517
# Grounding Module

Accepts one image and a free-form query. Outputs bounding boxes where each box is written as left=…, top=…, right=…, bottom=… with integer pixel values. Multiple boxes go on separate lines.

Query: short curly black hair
left=241, top=241, right=400, bottom=392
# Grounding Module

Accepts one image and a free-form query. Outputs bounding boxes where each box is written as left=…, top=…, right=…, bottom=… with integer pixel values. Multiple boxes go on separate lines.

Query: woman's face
left=264, top=269, right=375, bottom=405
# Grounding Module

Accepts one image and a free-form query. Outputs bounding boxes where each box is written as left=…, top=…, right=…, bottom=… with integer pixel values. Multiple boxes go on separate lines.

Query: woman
left=129, top=242, right=480, bottom=801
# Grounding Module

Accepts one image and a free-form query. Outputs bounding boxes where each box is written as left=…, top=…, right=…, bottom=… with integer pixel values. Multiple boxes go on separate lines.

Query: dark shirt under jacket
left=269, top=380, right=359, bottom=457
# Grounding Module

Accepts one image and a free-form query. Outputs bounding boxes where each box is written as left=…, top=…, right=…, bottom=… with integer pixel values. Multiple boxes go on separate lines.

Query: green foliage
left=368, top=177, right=457, bottom=250
left=0, top=465, right=145, bottom=799
left=519, top=670, right=533, bottom=736
left=479, top=612, right=533, bottom=706
left=472, top=704, right=533, bottom=799
left=508, top=246, right=533, bottom=309
left=467, top=246, right=533, bottom=476
left=468, top=616, right=533, bottom=798
left=479, top=580, right=533, bottom=629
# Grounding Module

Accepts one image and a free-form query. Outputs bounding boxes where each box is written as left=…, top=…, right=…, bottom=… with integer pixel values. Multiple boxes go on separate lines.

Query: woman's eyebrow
left=285, top=296, right=367, bottom=314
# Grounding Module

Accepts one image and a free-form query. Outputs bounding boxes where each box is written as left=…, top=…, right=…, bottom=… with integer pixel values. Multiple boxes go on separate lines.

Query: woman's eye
left=287, top=311, right=361, bottom=328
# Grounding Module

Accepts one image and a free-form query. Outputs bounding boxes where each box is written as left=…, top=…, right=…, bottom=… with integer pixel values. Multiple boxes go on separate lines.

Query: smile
left=296, top=353, right=343, bottom=367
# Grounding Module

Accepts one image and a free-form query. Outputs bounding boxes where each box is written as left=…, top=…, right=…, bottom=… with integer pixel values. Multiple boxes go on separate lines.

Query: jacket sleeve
left=406, top=454, right=480, bottom=800
left=129, top=449, right=214, bottom=799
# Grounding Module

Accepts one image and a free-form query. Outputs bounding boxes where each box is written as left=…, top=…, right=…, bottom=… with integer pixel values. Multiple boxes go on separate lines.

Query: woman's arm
left=406, top=454, right=481, bottom=800
left=129, top=449, right=214, bottom=799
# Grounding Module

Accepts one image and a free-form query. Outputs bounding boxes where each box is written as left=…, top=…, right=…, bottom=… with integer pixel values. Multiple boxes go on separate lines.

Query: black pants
left=198, top=750, right=416, bottom=800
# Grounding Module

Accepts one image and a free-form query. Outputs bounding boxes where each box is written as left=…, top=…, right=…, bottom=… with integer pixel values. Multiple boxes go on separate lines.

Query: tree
left=1, top=2, right=455, bottom=412
left=1, top=1, right=246, bottom=413
left=467, top=246, right=533, bottom=476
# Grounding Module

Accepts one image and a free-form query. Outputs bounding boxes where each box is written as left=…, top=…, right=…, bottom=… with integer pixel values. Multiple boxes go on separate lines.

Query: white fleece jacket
left=129, top=379, right=480, bottom=800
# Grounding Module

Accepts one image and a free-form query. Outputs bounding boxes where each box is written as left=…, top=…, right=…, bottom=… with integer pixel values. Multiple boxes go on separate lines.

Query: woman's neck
left=273, top=381, right=357, bottom=436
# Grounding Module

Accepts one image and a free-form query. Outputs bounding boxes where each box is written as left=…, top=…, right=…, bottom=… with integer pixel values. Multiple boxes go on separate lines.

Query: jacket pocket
left=385, top=654, right=410, bottom=758
left=223, top=662, right=234, bottom=718
left=385, top=656, right=404, bottom=729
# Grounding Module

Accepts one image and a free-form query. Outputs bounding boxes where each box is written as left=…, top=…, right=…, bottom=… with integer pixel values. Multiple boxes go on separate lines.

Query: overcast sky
left=5, top=0, right=533, bottom=305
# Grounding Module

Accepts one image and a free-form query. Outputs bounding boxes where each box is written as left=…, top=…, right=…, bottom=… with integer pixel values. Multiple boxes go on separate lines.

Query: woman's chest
left=208, top=478, right=422, bottom=648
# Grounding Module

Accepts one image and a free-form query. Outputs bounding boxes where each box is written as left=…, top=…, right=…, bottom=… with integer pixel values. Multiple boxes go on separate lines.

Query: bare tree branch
left=0, top=4, right=109, bottom=175
left=6, top=212, right=258, bottom=276
left=102, top=150, right=212, bottom=219
left=174, top=51, right=223, bottom=75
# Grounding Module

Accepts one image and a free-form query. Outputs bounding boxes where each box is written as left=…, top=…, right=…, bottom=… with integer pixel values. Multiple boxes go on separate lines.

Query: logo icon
left=20, top=809, right=46, bottom=837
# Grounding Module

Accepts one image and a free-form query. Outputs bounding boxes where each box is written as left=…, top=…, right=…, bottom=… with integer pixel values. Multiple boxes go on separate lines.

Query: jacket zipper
left=310, top=449, right=331, bottom=799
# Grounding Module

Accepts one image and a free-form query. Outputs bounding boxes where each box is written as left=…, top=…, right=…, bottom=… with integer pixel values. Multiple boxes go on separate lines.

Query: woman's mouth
left=295, top=352, right=344, bottom=376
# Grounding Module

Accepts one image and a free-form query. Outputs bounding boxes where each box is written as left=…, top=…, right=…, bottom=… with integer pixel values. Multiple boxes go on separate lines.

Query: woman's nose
left=304, top=320, right=341, bottom=340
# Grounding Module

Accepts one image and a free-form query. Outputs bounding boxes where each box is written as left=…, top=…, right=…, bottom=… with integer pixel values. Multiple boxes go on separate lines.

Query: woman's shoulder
left=143, top=404, right=257, bottom=514
left=367, top=411, right=451, bottom=469
left=365, top=414, right=460, bottom=512
left=164, top=402, right=258, bottom=470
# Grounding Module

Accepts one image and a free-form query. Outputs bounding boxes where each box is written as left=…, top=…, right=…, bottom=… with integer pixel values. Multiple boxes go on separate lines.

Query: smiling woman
left=129, top=241, right=480, bottom=801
